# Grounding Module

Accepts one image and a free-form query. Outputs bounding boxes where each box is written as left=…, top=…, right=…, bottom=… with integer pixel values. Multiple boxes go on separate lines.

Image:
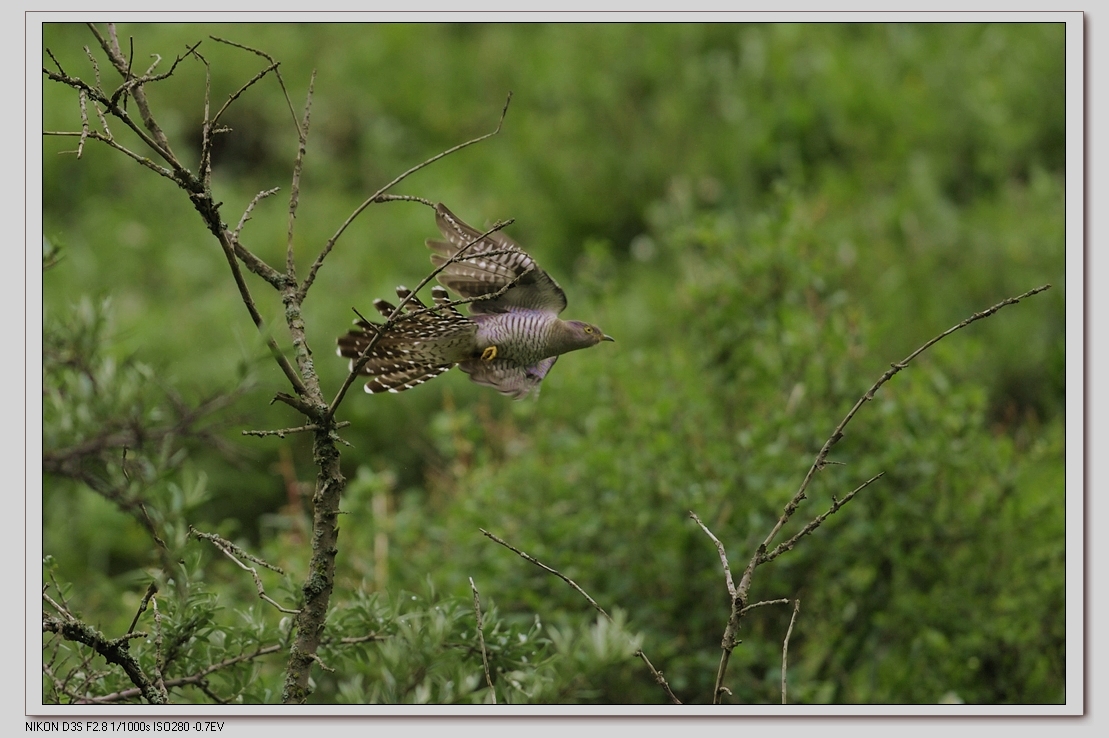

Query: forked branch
left=45, top=26, right=518, bottom=708
left=698, top=283, right=1051, bottom=703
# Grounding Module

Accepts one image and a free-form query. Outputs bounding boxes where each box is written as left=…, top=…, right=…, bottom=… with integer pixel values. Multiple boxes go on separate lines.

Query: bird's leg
left=480, top=346, right=498, bottom=362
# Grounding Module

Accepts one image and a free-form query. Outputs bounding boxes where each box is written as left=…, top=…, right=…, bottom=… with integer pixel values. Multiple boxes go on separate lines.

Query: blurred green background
left=42, top=22, right=1066, bottom=705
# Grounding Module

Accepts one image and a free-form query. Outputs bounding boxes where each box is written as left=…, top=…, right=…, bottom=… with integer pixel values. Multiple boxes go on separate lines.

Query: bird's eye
left=583, top=326, right=594, bottom=334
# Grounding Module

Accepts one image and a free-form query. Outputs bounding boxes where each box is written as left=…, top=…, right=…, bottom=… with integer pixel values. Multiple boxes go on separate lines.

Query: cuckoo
left=337, top=203, right=614, bottom=399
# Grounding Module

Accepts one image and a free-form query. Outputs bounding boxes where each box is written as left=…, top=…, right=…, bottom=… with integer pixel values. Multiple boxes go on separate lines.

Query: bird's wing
left=458, top=356, right=559, bottom=399
left=427, top=203, right=568, bottom=316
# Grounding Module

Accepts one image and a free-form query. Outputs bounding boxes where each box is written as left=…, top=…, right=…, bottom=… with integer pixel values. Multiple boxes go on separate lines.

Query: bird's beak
left=602, top=334, right=615, bottom=342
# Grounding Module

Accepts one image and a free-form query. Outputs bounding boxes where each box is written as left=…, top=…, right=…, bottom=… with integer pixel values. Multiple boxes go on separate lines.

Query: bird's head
left=563, top=320, right=616, bottom=350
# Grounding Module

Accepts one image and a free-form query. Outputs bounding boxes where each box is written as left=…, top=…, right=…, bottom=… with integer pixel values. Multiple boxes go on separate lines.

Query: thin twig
left=761, top=473, right=885, bottom=565
left=234, top=188, right=281, bottom=240
left=212, top=227, right=307, bottom=396
left=150, top=595, right=169, bottom=703
left=260, top=72, right=320, bottom=420
left=285, top=70, right=314, bottom=282
left=470, top=577, right=497, bottom=704
left=190, top=527, right=300, bottom=614
left=782, top=599, right=801, bottom=705
left=106, top=43, right=196, bottom=110
left=82, top=45, right=100, bottom=86
left=480, top=529, right=608, bottom=619
left=209, top=36, right=301, bottom=134
left=45, top=569, right=71, bottom=610
left=187, top=47, right=285, bottom=287
left=481, top=528, right=682, bottom=705
left=689, top=511, right=735, bottom=597
left=335, top=633, right=389, bottom=645
left=373, top=194, right=436, bottom=207
left=242, top=421, right=350, bottom=439
left=46, top=47, right=67, bottom=76
left=740, top=598, right=790, bottom=616
left=126, top=582, right=158, bottom=636
left=189, top=45, right=215, bottom=184
left=213, top=60, right=281, bottom=131
left=272, top=391, right=317, bottom=416
left=309, top=652, right=336, bottom=673
left=75, top=90, right=89, bottom=158
left=195, top=679, right=234, bottom=705
left=44, top=129, right=177, bottom=181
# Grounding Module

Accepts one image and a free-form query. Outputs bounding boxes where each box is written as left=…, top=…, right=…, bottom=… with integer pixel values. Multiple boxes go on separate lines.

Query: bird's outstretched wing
left=427, top=203, right=568, bottom=316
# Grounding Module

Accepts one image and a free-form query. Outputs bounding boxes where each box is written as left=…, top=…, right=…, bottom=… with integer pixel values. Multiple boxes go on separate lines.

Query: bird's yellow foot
left=481, top=346, right=498, bottom=362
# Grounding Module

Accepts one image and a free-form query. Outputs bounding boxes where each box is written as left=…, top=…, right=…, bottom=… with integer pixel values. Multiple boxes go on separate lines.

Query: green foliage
left=317, top=588, right=642, bottom=704
left=42, top=22, right=1065, bottom=705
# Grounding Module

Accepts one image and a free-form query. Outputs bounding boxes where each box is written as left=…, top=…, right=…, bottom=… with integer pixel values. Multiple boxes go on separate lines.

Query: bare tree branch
left=480, top=529, right=608, bottom=619
left=470, top=577, right=497, bottom=704
left=740, top=598, right=790, bottom=616
left=373, top=193, right=436, bottom=207
left=149, top=595, right=169, bottom=703
left=45, top=34, right=305, bottom=393
left=782, top=599, right=800, bottom=705
left=285, top=71, right=314, bottom=281
left=88, top=23, right=181, bottom=162
left=689, top=511, right=736, bottom=597
left=209, top=36, right=301, bottom=134
left=242, top=420, right=350, bottom=439
left=700, top=283, right=1052, bottom=703
left=298, top=92, right=512, bottom=301
left=43, top=594, right=165, bottom=705
left=126, top=582, right=158, bottom=637
left=739, top=284, right=1052, bottom=597
left=761, top=473, right=884, bottom=564
left=235, top=187, right=281, bottom=240
left=190, top=527, right=301, bottom=615
left=43, top=128, right=178, bottom=181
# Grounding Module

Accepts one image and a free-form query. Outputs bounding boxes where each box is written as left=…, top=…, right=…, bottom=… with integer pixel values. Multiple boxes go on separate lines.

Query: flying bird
left=337, top=203, right=613, bottom=399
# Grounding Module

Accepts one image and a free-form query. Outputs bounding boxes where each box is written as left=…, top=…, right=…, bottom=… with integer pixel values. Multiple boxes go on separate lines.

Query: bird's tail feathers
left=337, top=285, right=477, bottom=393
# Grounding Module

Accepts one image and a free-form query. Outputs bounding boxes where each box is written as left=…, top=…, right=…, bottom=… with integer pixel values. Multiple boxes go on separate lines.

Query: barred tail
left=336, top=286, right=478, bottom=394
